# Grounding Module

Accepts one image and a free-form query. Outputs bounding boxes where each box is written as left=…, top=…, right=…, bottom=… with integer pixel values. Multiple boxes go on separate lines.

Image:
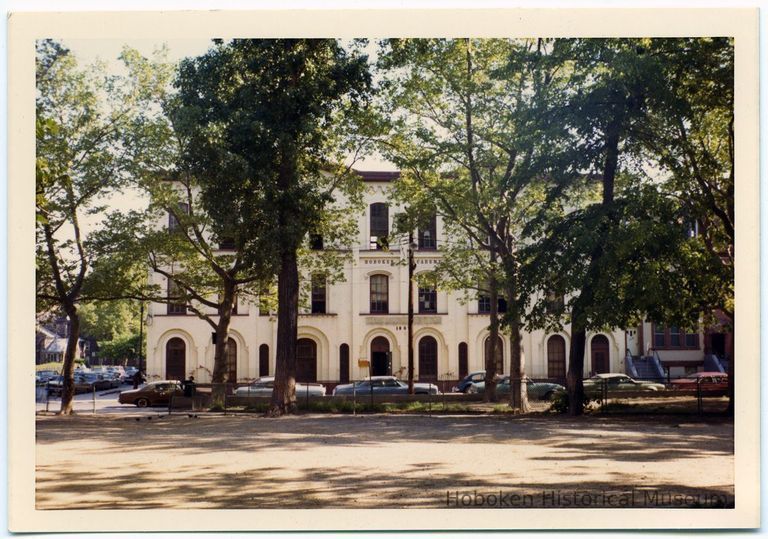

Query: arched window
left=165, top=338, right=186, bottom=381
left=370, top=274, right=389, bottom=314
left=339, top=343, right=350, bottom=383
left=369, top=203, right=389, bottom=249
left=297, top=338, right=317, bottom=383
left=226, top=338, right=237, bottom=383
left=484, top=336, right=505, bottom=374
left=258, top=344, right=269, bottom=377
left=547, top=335, right=566, bottom=379
left=418, top=336, right=438, bottom=382
left=458, top=342, right=468, bottom=379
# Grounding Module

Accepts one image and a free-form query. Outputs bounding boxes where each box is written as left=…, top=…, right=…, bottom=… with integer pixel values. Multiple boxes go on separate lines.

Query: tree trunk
left=269, top=249, right=299, bottom=416
left=484, top=249, right=499, bottom=402
left=211, top=280, right=236, bottom=406
left=566, top=320, right=587, bottom=417
left=59, top=307, right=80, bottom=415
left=565, top=111, right=622, bottom=416
left=505, top=268, right=529, bottom=412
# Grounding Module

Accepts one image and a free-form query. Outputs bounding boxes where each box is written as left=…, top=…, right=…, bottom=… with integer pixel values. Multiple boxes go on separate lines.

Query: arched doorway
left=418, top=336, right=438, bottom=382
left=225, top=338, right=237, bottom=383
left=547, top=335, right=566, bottom=379
left=166, top=338, right=186, bottom=381
left=484, top=336, right=505, bottom=374
left=458, top=342, right=468, bottom=379
left=370, top=336, right=391, bottom=376
left=296, top=338, right=317, bottom=383
left=339, top=343, right=350, bottom=383
left=258, top=344, right=269, bottom=377
left=591, top=335, right=610, bottom=374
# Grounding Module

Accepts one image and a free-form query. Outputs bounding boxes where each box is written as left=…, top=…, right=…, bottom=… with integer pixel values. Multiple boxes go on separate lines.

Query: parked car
left=332, top=376, right=439, bottom=396
left=467, top=375, right=565, bottom=400
left=80, top=372, right=118, bottom=390
left=583, top=373, right=665, bottom=394
left=670, top=372, right=728, bottom=391
left=46, top=375, right=92, bottom=395
left=118, top=381, right=183, bottom=407
left=452, top=370, right=487, bottom=393
left=234, top=376, right=326, bottom=397
left=36, top=370, right=59, bottom=383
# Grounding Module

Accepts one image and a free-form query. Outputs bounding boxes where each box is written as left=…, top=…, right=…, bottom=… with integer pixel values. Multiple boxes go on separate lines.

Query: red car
left=670, top=372, right=728, bottom=391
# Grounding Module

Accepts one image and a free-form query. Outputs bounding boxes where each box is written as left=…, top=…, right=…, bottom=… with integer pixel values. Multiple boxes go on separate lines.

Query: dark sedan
left=118, top=381, right=183, bottom=407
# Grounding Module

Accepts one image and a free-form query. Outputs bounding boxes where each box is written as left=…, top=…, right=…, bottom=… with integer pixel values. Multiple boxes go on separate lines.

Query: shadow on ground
left=35, top=414, right=734, bottom=510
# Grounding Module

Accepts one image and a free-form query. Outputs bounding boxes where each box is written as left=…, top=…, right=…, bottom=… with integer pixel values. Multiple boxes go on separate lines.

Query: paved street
left=36, top=385, right=140, bottom=415
left=36, top=413, right=734, bottom=509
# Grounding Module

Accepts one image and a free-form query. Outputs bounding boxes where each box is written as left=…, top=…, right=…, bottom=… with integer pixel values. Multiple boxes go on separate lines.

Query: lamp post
left=407, top=231, right=417, bottom=394
left=138, top=302, right=144, bottom=373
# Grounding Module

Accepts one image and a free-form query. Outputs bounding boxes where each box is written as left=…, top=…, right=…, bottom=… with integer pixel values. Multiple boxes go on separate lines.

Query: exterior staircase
left=703, top=353, right=727, bottom=373
left=625, top=349, right=665, bottom=382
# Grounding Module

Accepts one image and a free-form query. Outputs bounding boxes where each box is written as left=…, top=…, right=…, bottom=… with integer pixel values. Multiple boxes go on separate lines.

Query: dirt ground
left=36, top=412, right=734, bottom=509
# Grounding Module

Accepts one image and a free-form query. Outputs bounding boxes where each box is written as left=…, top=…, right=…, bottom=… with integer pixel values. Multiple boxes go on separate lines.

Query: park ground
left=36, top=412, right=733, bottom=509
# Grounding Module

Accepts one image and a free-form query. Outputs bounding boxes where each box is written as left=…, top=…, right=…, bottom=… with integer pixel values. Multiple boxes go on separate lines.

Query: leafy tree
left=379, top=38, right=581, bottom=409
left=639, top=37, right=735, bottom=411
left=78, top=300, right=141, bottom=342
left=172, top=39, right=372, bottom=415
left=36, top=40, right=170, bottom=414
left=522, top=39, right=732, bottom=415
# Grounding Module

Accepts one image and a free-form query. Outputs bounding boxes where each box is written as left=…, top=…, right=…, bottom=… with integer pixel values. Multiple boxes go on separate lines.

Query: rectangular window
left=168, top=202, right=190, bottom=232
left=311, top=274, right=326, bottom=314
left=309, top=234, right=324, bottom=250
left=653, top=324, right=700, bottom=350
left=669, top=326, right=681, bottom=347
left=418, top=214, right=437, bottom=250
left=370, top=203, right=389, bottom=250
left=418, top=286, right=437, bottom=314
left=167, top=279, right=187, bottom=315
left=218, top=237, right=236, bottom=250
left=370, top=275, right=389, bottom=314
left=478, top=295, right=491, bottom=314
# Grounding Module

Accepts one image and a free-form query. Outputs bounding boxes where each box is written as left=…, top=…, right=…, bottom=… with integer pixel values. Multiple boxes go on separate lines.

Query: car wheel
left=467, top=386, right=477, bottom=394
left=135, top=398, right=150, bottom=408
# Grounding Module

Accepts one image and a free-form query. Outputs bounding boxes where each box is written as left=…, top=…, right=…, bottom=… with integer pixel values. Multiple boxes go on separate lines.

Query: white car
left=234, top=376, right=326, bottom=397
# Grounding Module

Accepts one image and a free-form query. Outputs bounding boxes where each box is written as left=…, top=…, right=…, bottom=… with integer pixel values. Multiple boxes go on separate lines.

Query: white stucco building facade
left=145, top=171, right=707, bottom=387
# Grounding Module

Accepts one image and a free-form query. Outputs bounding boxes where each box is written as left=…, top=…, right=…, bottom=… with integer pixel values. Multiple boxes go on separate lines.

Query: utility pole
left=407, top=229, right=416, bottom=394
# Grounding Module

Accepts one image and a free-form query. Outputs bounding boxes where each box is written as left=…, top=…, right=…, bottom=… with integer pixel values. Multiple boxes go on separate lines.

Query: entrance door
left=370, top=336, right=391, bottom=376
left=711, top=333, right=726, bottom=359
left=165, top=338, right=186, bottom=381
left=418, top=336, right=438, bottom=382
left=591, top=335, right=610, bottom=374
left=296, top=338, right=317, bottom=382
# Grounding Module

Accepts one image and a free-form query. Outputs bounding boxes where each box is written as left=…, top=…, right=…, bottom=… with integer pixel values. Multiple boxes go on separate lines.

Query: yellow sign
left=357, top=359, right=370, bottom=368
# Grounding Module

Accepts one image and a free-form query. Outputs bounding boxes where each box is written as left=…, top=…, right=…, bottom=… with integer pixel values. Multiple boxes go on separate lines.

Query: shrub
left=549, top=391, right=596, bottom=414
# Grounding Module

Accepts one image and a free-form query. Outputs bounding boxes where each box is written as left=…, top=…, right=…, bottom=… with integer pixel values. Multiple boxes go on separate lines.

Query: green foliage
left=77, top=300, right=142, bottom=342
left=172, top=39, right=373, bottom=265
left=97, top=334, right=144, bottom=364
